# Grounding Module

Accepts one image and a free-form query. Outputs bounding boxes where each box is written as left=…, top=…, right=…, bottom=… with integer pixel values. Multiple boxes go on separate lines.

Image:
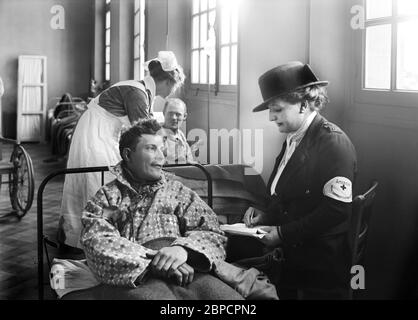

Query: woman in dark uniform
left=244, top=61, right=357, bottom=299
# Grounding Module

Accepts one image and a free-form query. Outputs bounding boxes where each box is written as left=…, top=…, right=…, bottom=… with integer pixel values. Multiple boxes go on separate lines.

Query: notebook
left=220, top=223, right=268, bottom=239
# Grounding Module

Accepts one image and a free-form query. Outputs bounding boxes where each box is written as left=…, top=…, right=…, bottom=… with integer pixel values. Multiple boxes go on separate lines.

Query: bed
left=37, top=163, right=268, bottom=299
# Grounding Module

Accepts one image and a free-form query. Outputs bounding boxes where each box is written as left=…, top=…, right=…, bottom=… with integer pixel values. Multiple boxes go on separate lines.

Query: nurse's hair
left=148, top=60, right=186, bottom=93
left=119, top=119, right=162, bottom=157
left=281, top=85, right=329, bottom=111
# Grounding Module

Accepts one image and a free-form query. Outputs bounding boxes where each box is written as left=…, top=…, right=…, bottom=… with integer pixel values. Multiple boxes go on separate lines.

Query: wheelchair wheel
left=9, top=145, right=35, bottom=218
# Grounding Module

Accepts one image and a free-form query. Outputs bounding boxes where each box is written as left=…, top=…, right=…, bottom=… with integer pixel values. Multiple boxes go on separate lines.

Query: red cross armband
left=323, top=176, right=352, bottom=203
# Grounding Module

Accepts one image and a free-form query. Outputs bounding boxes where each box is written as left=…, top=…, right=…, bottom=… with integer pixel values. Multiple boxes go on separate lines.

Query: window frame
left=133, top=0, right=146, bottom=81
left=189, top=0, right=239, bottom=94
left=104, top=0, right=111, bottom=82
left=353, top=0, right=418, bottom=108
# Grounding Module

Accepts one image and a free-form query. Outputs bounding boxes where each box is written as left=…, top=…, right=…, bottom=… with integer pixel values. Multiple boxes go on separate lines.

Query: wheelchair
left=0, top=136, right=35, bottom=218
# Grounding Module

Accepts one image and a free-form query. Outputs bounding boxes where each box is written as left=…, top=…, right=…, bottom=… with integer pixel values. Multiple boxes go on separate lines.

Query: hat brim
left=252, top=81, right=329, bottom=112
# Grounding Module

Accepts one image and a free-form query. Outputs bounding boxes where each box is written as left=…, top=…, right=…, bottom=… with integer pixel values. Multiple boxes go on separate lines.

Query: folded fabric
left=234, top=248, right=285, bottom=288
left=213, top=260, right=279, bottom=300
left=50, top=258, right=101, bottom=298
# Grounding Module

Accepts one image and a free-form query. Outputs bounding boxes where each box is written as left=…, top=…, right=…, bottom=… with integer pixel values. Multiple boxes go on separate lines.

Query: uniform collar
left=287, top=110, right=317, bottom=145
left=143, top=76, right=156, bottom=102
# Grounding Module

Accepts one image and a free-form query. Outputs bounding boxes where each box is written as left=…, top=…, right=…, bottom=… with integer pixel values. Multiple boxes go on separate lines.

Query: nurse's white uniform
left=59, top=80, right=152, bottom=248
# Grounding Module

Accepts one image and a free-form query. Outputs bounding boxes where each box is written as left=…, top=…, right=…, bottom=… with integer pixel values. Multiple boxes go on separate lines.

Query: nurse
left=58, top=51, right=185, bottom=248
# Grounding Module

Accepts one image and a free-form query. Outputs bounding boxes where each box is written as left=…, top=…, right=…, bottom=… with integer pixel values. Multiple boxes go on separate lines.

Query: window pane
left=193, top=0, right=199, bottom=14
left=365, top=24, right=391, bottom=89
left=192, top=51, right=199, bottom=83
left=221, top=7, right=231, bottom=44
left=135, top=0, right=140, bottom=12
left=209, top=52, right=216, bottom=84
left=208, top=0, right=216, bottom=9
left=192, top=16, right=199, bottom=49
left=231, top=9, right=238, bottom=43
left=221, top=46, right=230, bottom=85
left=106, top=46, right=110, bottom=64
left=106, top=11, right=111, bottom=29
left=134, top=36, right=139, bottom=59
left=231, top=44, right=238, bottom=85
left=397, top=20, right=418, bottom=90
left=366, top=0, right=392, bottom=20
left=134, top=59, right=140, bottom=80
left=105, top=64, right=110, bottom=81
left=200, top=50, right=208, bottom=83
left=208, top=9, right=216, bottom=29
left=134, top=12, right=139, bottom=35
left=200, top=13, right=207, bottom=47
left=139, top=46, right=145, bottom=79
left=398, top=0, right=418, bottom=16
left=105, top=29, right=110, bottom=46
left=200, top=0, right=208, bottom=11
left=140, top=0, right=145, bottom=36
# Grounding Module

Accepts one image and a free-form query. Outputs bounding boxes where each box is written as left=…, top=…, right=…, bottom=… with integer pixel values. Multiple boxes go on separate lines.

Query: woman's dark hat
left=253, top=61, right=329, bottom=112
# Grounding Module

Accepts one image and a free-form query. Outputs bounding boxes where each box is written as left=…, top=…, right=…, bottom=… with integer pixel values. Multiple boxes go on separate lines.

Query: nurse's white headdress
left=144, top=51, right=180, bottom=72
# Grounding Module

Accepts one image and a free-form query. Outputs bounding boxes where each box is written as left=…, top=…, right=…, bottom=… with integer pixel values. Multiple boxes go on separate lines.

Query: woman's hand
left=258, top=226, right=282, bottom=247
left=243, top=206, right=266, bottom=227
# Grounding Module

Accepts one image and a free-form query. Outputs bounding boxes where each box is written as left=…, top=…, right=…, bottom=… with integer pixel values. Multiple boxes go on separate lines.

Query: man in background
left=158, top=98, right=196, bottom=164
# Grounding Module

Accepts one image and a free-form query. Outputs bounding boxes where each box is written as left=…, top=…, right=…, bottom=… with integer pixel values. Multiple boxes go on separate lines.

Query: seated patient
left=71, top=119, right=243, bottom=300
left=158, top=98, right=196, bottom=164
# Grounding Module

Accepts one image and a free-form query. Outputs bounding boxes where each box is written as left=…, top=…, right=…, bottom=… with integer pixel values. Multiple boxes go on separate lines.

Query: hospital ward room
left=0, top=0, right=418, bottom=302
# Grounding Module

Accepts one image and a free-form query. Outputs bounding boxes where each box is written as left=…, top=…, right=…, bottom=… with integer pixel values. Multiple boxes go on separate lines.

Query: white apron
left=59, top=81, right=151, bottom=248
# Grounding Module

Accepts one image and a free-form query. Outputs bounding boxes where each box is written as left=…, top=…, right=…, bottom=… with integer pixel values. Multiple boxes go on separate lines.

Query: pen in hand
left=249, top=206, right=257, bottom=227
left=244, top=206, right=256, bottom=227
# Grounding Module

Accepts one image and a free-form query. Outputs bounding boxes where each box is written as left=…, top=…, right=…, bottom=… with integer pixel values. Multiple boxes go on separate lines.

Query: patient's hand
left=150, top=246, right=188, bottom=276
left=169, top=262, right=195, bottom=286
left=243, top=206, right=266, bottom=227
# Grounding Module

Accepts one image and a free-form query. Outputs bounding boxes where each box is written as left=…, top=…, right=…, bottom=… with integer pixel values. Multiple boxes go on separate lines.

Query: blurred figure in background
left=158, top=98, right=196, bottom=164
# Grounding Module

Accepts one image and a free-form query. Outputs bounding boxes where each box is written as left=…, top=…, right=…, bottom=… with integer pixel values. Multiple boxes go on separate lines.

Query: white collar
left=143, top=76, right=156, bottom=101
left=287, top=111, right=317, bottom=144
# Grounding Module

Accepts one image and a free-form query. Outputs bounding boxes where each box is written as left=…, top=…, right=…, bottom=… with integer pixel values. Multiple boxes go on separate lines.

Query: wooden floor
left=0, top=142, right=66, bottom=299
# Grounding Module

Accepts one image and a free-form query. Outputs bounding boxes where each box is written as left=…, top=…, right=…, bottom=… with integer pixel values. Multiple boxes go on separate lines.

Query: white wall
left=146, top=0, right=188, bottom=108
left=238, top=0, right=310, bottom=181
left=0, top=0, right=94, bottom=138
left=309, top=0, right=351, bottom=126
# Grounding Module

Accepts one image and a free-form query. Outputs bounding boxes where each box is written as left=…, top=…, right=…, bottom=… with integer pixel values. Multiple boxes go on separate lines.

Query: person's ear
left=300, top=101, right=308, bottom=113
left=121, top=148, right=132, bottom=162
left=183, top=112, right=188, bottom=120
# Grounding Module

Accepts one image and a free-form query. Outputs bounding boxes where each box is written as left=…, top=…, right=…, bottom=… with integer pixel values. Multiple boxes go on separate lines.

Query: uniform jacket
left=266, top=114, right=357, bottom=288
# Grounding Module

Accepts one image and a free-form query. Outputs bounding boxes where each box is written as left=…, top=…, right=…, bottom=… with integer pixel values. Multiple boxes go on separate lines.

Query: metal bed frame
left=37, top=163, right=213, bottom=300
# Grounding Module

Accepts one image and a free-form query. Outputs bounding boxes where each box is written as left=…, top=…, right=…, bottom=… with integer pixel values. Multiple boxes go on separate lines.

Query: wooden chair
left=349, top=180, right=379, bottom=299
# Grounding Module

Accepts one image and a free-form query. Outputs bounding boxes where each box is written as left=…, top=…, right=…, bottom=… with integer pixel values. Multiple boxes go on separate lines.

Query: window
left=134, top=0, right=146, bottom=80
left=364, top=0, right=418, bottom=91
left=191, top=0, right=239, bottom=89
left=105, top=0, right=111, bottom=81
